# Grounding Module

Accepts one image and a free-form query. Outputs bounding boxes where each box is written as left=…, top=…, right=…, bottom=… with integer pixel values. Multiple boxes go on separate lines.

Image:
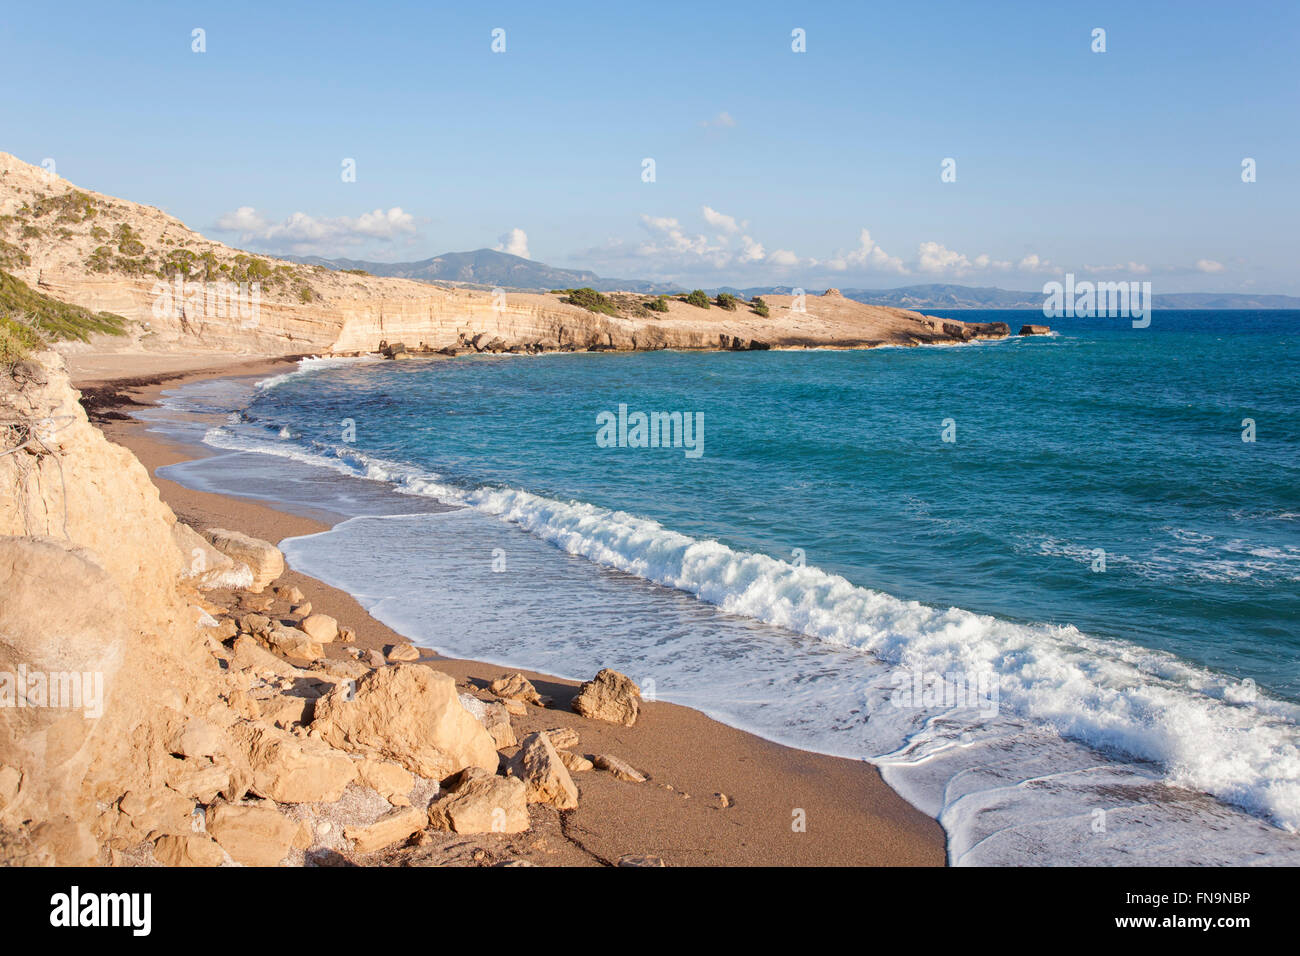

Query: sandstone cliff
left=0, top=152, right=1006, bottom=359
left=0, top=354, right=502, bottom=865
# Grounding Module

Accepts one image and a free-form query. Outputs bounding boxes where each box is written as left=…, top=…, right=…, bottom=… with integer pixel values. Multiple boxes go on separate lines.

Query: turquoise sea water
left=156, top=310, right=1300, bottom=864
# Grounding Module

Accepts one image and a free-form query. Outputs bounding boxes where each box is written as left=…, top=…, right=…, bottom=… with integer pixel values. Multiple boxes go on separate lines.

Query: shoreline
left=78, top=349, right=948, bottom=867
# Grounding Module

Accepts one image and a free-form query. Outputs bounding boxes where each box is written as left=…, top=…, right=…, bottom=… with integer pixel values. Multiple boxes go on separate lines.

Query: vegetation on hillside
left=716, top=292, right=738, bottom=311
left=28, top=190, right=99, bottom=224
left=684, top=289, right=710, bottom=309
left=0, top=238, right=30, bottom=271
left=0, top=269, right=128, bottom=364
left=751, top=296, right=770, bottom=317
left=0, top=184, right=316, bottom=299
left=559, top=287, right=619, bottom=315
left=645, top=295, right=669, bottom=312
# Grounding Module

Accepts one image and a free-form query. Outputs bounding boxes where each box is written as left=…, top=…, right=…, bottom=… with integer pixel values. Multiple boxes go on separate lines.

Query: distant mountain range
left=283, top=249, right=666, bottom=294
left=289, top=250, right=1300, bottom=310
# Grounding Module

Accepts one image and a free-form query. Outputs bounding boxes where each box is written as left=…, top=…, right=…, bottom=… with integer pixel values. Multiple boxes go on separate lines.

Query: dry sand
left=78, top=351, right=947, bottom=866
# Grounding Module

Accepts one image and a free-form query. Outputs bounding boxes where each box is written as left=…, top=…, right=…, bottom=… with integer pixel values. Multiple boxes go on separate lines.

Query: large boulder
left=506, top=732, right=578, bottom=810
left=202, top=528, right=284, bottom=593
left=428, top=767, right=529, bottom=834
left=310, top=665, right=498, bottom=779
left=300, top=613, right=338, bottom=644
left=571, top=669, right=642, bottom=727
left=172, top=522, right=253, bottom=590
left=264, top=626, right=323, bottom=664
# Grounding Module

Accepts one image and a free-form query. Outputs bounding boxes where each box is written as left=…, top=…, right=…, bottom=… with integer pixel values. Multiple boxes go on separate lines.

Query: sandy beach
left=76, top=350, right=947, bottom=867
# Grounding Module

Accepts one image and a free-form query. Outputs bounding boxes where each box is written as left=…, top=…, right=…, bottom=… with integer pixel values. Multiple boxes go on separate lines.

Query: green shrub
left=114, top=223, right=145, bottom=256
left=561, top=287, right=619, bottom=315
left=298, top=285, right=314, bottom=303
left=0, top=239, right=30, bottom=270
left=684, top=289, right=710, bottom=309
left=225, top=255, right=276, bottom=284
left=112, top=256, right=154, bottom=276
left=86, top=245, right=113, bottom=272
left=31, top=190, right=98, bottom=223
left=158, top=247, right=196, bottom=278
left=751, top=296, right=770, bottom=318
left=645, top=295, right=669, bottom=313
left=342, top=268, right=370, bottom=276
left=0, top=314, right=42, bottom=365
left=0, top=269, right=128, bottom=362
left=716, top=292, right=738, bottom=310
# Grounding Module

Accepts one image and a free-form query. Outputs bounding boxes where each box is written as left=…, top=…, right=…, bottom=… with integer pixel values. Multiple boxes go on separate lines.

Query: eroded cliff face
left=0, top=355, right=551, bottom=867
left=0, top=352, right=231, bottom=863
left=0, top=151, right=1003, bottom=359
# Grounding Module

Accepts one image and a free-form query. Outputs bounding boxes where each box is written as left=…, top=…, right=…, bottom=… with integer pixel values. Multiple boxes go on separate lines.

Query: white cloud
left=738, top=235, right=765, bottom=262
left=914, top=243, right=1049, bottom=277
left=916, top=241, right=972, bottom=275
left=495, top=227, right=530, bottom=258
left=826, top=229, right=907, bottom=274
left=214, top=205, right=417, bottom=252
left=1195, top=258, right=1225, bottom=273
left=215, top=206, right=266, bottom=233
left=638, top=215, right=725, bottom=260
left=580, top=211, right=1063, bottom=285
left=702, top=205, right=741, bottom=234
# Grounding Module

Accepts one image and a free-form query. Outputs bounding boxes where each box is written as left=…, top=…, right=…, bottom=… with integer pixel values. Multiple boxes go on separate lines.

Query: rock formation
left=0, top=151, right=1008, bottom=361
left=572, top=668, right=642, bottom=726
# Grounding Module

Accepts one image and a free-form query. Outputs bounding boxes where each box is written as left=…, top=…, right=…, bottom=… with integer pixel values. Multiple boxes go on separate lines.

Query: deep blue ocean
left=154, top=310, right=1300, bottom=864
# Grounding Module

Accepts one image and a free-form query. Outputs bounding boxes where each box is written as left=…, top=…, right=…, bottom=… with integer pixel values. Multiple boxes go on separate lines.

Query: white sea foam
left=254, top=355, right=380, bottom=392
left=200, top=420, right=1300, bottom=833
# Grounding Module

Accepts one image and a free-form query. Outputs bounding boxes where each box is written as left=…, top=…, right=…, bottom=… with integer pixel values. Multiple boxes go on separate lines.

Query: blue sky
left=3, top=1, right=1297, bottom=291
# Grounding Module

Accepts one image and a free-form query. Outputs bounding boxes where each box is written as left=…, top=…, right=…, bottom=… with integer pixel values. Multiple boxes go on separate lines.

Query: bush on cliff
left=645, top=295, right=669, bottom=312
left=716, top=292, right=738, bottom=311
left=684, top=289, right=710, bottom=309
left=0, top=239, right=30, bottom=271
left=114, top=223, right=145, bottom=256
left=561, top=287, right=619, bottom=316
left=0, top=270, right=128, bottom=363
left=751, top=296, right=770, bottom=317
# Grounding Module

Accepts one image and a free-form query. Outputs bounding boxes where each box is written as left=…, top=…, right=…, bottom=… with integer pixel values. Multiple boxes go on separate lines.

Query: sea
left=141, top=309, right=1300, bottom=865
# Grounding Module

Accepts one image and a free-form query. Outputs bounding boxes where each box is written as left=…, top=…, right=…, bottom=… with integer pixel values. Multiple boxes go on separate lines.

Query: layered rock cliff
left=0, top=152, right=1007, bottom=358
